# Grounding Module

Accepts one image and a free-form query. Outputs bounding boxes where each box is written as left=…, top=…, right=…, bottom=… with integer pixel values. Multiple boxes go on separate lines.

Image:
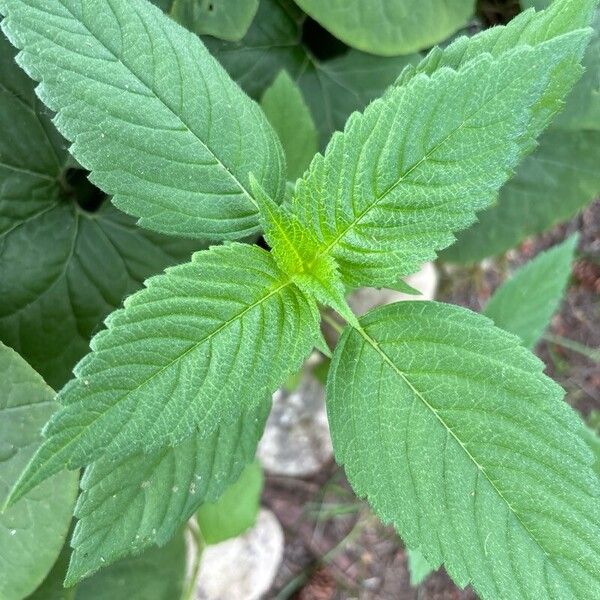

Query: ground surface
left=262, top=200, right=600, bottom=599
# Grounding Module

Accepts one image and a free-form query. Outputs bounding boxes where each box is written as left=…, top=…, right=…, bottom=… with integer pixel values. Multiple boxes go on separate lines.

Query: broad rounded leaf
left=0, top=343, right=78, bottom=600
left=0, top=0, right=286, bottom=240
left=7, top=243, right=319, bottom=505
left=294, top=0, right=475, bottom=56
left=292, top=37, right=588, bottom=288
left=327, top=302, right=600, bottom=599
left=67, top=399, right=270, bottom=584
left=484, top=235, right=577, bottom=348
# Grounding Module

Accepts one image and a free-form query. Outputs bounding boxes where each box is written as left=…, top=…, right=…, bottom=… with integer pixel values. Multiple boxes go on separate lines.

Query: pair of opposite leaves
left=0, top=0, right=599, bottom=598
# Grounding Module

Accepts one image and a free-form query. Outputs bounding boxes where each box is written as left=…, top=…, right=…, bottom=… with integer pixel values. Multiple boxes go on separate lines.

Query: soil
left=262, top=200, right=600, bottom=600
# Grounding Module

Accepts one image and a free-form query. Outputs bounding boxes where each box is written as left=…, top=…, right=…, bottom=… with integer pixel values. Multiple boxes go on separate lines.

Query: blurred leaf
left=196, top=461, right=264, bottom=544
left=261, top=71, right=318, bottom=180
left=483, top=235, right=577, bottom=348
left=27, top=541, right=75, bottom=600
left=294, top=0, right=475, bottom=56
left=75, top=533, right=187, bottom=600
left=0, top=343, right=78, bottom=600
left=407, top=548, right=434, bottom=586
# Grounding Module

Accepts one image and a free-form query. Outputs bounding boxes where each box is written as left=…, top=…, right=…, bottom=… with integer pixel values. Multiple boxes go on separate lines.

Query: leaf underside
left=327, top=302, right=600, bottom=599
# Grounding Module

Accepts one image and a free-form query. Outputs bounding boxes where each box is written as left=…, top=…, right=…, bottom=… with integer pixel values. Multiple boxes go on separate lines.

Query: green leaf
left=27, top=540, right=76, bottom=600
left=251, top=176, right=358, bottom=325
left=405, top=0, right=600, bottom=262
left=327, top=302, right=600, bottom=599
left=204, top=0, right=420, bottom=147
left=0, top=0, right=286, bottom=240
left=0, top=343, right=78, bottom=600
left=6, top=243, right=319, bottom=507
left=582, top=426, right=600, bottom=478
left=407, top=548, right=434, bottom=587
left=170, top=0, right=259, bottom=41
left=75, top=532, right=187, bottom=600
left=196, top=460, right=263, bottom=545
left=0, top=200, right=204, bottom=390
left=395, top=0, right=596, bottom=156
left=441, top=128, right=600, bottom=263
left=291, top=36, right=588, bottom=289
left=555, top=8, right=600, bottom=130
left=483, top=236, right=577, bottom=349
left=261, top=70, right=318, bottom=180
left=66, top=399, right=270, bottom=584
left=0, top=30, right=205, bottom=389
left=293, top=0, right=475, bottom=56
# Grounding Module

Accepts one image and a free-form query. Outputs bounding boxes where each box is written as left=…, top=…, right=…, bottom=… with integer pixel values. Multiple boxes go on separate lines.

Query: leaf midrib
left=354, top=324, right=573, bottom=591
left=55, top=276, right=293, bottom=453
left=30, top=0, right=259, bottom=210
left=307, top=58, right=540, bottom=269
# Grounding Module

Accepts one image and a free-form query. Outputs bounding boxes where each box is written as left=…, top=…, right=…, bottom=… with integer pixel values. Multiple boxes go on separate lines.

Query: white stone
left=348, top=262, right=438, bottom=316
left=195, top=509, right=283, bottom=600
left=258, top=363, right=333, bottom=477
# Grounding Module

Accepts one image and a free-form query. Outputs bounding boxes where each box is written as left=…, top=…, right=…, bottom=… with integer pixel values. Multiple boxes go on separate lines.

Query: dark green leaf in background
left=170, top=0, right=259, bottom=41
left=484, top=235, right=578, bottom=348
left=27, top=541, right=75, bottom=600
left=442, top=128, right=600, bottom=263
left=196, top=460, right=263, bottom=545
left=75, top=532, right=187, bottom=600
left=203, top=0, right=420, bottom=148
left=0, top=342, right=78, bottom=600
left=293, top=0, right=475, bottom=56
left=0, top=32, right=201, bottom=389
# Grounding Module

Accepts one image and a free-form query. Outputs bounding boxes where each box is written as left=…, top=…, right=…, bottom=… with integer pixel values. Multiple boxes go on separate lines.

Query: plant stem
left=321, top=312, right=345, bottom=334
left=182, top=522, right=205, bottom=600
left=543, top=333, right=600, bottom=362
